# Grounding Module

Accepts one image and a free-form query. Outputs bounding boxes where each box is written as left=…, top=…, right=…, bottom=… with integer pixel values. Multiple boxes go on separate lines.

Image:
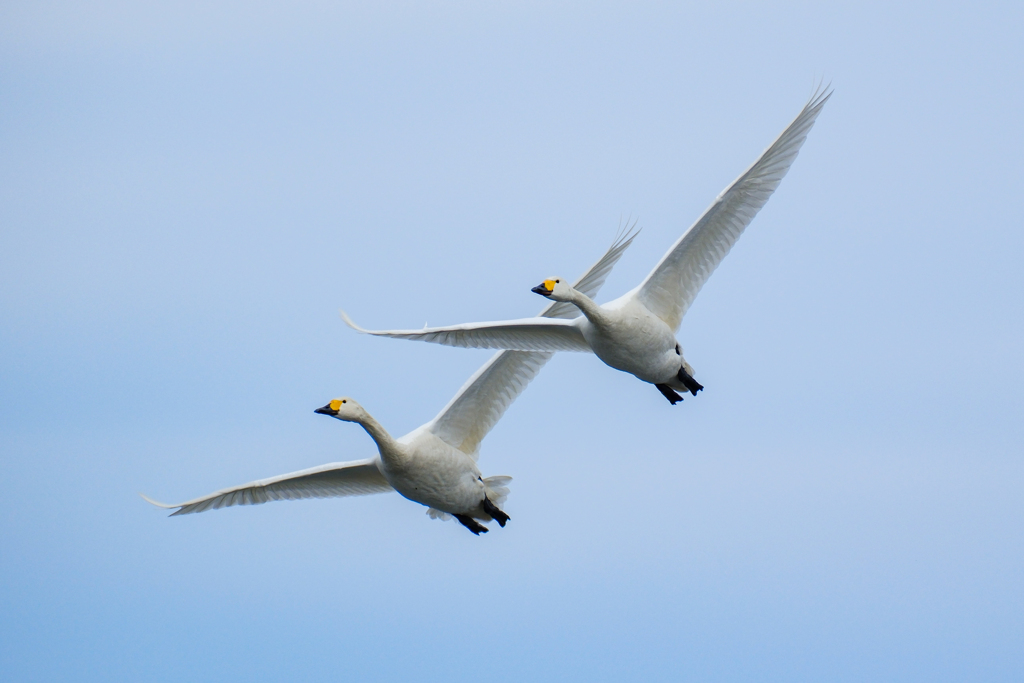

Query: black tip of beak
left=314, top=405, right=337, bottom=416
left=531, top=284, right=552, bottom=297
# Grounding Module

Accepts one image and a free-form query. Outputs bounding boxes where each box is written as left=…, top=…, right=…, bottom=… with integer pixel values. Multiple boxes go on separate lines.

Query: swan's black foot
left=677, top=368, right=704, bottom=396
left=454, top=514, right=489, bottom=535
left=656, top=383, right=684, bottom=405
left=481, top=497, right=510, bottom=527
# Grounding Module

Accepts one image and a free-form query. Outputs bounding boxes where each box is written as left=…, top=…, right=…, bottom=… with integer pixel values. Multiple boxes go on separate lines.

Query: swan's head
left=314, top=397, right=367, bottom=423
left=531, top=277, right=572, bottom=301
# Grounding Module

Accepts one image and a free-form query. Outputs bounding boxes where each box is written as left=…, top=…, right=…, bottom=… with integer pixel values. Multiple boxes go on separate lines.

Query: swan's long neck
left=566, top=287, right=607, bottom=325
left=356, top=413, right=400, bottom=460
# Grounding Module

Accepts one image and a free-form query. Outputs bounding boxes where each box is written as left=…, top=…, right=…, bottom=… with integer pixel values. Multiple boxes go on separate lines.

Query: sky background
left=2, top=1, right=1023, bottom=681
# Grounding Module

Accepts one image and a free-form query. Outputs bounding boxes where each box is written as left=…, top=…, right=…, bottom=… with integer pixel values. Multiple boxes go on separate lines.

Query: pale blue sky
left=2, top=2, right=1023, bottom=681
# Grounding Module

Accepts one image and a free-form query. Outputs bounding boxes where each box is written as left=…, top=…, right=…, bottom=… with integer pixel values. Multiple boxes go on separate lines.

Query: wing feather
left=341, top=313, right=589, bottom=352
left=340, top=226, right=639, bottom=354
left=141, top=458, right=392, bottom=516
left=425, top=228, right=637, bottom=455
left=635, top=86, right=831, bottom=330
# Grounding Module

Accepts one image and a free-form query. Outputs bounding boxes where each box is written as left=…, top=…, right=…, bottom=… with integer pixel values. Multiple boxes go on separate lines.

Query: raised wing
left=141, top=458, right=392, bottom=516
left=425, top=350, right=552, bottom=457
left=341, top=312, right=589, bottom=352
left=340, top=227, right=640, bottom=354
left=425, top=228, right=637, bottom=456
left=635, top=86, right=831, bottom=331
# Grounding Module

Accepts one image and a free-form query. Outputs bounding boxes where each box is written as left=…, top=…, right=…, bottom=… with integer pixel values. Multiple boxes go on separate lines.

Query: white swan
left=342, top=88, right=831, bottom=404
left=141, top=229, right=636, bottom=534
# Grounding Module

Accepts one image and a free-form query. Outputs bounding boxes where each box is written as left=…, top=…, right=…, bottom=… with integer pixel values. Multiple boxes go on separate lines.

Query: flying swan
left=141, top=230, right=636, bottom=534
left=342, top=87, right=831, bottom=404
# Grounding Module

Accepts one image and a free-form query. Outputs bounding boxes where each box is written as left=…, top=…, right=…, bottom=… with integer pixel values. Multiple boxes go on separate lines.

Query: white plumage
left=142, top=229, right=637, bottom=533
left=343, top=88, right=831, bottom=404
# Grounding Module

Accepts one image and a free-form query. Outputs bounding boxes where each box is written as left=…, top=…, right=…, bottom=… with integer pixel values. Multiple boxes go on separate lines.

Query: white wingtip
left=339, top=309, right=369, bottom=333
left=808, top=79, right=833, bottom=108
left=622, top=219, right=642, bottom=245
left=139, top=492, right=178, bottom=510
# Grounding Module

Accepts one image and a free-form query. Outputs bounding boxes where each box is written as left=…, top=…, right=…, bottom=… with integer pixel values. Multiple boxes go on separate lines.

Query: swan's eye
left=555, top=279, right=560, bottom=283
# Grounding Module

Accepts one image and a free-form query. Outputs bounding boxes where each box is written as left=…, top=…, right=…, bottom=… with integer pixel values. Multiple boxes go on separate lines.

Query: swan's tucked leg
left=454, top=514, right=489, bottom=535
left=481, top=496, right=510, bottom=528
left=656, top=384, right=685, bottom=405
left=677, top=368, right=704, bottom=396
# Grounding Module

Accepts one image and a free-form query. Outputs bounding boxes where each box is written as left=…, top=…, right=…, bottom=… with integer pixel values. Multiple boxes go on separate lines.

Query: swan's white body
left=576, top=295, right=686, bottom=387
left=141, top=229, right=636, bottom=532
left=333, top=416, right=503, bottom=524
left=342, top=88, right=831, bottom=403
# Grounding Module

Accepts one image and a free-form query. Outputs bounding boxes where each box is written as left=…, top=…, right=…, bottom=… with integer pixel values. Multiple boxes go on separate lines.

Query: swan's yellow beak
left=531, top=280, right=556, bottom=297
left=314, top=398, right=343, bottom=416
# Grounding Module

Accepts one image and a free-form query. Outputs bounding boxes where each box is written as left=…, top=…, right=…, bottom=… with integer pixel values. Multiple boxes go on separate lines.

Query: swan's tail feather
left=426, top=508, right=452, bottom=521
left=483, top=475, right=512, bottom=506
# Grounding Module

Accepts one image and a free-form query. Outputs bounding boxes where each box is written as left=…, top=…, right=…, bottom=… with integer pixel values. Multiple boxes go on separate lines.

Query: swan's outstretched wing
left=141, top=458, right=392, bottom=516
left=342, top=313, right=589, bottom=352
left=635, top=86, right=831, bottom=331
left=424, top=229, right=637, bottom=456
left=341, top=225, right=639, bottom=354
